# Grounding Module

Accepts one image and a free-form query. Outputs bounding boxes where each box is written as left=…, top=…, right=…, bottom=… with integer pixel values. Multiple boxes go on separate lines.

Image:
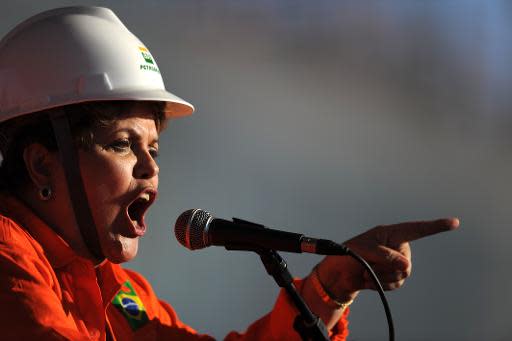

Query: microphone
left=174, top=208, right=349, bottom=255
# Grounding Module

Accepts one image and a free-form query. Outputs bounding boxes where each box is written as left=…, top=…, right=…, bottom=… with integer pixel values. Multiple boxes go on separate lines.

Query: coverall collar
left=0, top=191, right=83, bottom=269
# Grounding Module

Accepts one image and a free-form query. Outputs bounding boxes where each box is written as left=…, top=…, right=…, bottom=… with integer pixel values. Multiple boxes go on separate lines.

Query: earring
left=39, top=186, right=52, bottom=201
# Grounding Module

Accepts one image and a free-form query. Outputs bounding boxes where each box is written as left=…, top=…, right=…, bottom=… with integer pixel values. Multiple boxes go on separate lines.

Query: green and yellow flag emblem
left=112, top=280, right=149, bottom=330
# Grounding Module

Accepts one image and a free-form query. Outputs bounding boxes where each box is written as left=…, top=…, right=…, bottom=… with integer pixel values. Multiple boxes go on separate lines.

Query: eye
left=108, top=139, right=131, bottom=152
left=149, top=146, right=159, bottom=159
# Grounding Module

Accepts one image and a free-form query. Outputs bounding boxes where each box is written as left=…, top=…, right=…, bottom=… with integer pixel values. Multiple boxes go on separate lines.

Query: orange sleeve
left=0, top=217, right=87, bottom=340
left=223, top=279, right=349, bottom=341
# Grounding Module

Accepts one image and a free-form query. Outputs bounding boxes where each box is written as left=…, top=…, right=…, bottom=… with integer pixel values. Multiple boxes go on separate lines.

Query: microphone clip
left=221, top=218, right=268, bottom=252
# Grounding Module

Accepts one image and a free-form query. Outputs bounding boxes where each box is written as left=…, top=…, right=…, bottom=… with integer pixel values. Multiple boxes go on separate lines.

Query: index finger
left=386, top=218, right=460, bottom=245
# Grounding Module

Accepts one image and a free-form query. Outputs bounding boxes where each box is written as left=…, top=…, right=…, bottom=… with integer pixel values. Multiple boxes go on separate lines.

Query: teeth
left=140, top=193, right=150, bottom=202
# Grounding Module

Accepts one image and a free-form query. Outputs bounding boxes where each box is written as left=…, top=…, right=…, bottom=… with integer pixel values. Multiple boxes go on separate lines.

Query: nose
left=134, top=149, right=159, bottom=179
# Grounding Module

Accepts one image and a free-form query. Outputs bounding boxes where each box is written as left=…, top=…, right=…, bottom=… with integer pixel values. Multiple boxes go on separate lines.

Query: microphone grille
left=174, top=209, right=212, bottom=250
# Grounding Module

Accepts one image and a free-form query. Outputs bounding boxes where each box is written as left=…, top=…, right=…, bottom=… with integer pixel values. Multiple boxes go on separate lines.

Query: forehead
left=83, top=100, right=165, bottom=132
left=110, top=115, right=157, bottom=130
left=117, top=102, right=159, bottom=121
left=96, top=104, right=159, bottom=137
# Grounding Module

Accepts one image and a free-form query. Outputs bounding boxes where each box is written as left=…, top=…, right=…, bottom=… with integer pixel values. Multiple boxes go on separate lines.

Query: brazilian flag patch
left=112, top=280, right=149, bottom=330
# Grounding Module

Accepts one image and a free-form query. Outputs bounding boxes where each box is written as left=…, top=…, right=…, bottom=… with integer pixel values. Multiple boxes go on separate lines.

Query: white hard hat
left=0, top=6, right=194, bottom=124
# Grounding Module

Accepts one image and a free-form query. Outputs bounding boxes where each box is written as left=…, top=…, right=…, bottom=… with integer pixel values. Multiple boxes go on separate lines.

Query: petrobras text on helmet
left=139, top=64, right=160, bottom=73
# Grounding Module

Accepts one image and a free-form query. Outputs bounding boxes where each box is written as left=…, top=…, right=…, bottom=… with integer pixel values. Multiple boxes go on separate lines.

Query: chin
left=103, top=237, right=139, bottom=264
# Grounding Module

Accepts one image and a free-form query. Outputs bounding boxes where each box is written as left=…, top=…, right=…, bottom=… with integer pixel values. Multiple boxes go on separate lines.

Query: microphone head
left=174, top=208, right=213, bottom=250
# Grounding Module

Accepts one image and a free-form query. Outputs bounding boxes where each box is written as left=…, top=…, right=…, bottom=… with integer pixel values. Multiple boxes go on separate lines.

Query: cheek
left=79, top=154, right=135, bottom=227
left=83, top=156, right=133, bottom=199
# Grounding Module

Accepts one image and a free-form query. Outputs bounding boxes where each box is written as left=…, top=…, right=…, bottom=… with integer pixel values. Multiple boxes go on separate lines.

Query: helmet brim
left=0, top=88, right=194, bottom=124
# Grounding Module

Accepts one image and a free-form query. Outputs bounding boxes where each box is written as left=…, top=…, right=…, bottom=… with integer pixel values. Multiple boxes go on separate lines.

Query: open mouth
left=127, top=190, right=156, bottom=235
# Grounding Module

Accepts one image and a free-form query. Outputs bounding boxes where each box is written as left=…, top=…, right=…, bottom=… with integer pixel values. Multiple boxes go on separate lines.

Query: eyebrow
left=110, top=127, right=159, bottom=145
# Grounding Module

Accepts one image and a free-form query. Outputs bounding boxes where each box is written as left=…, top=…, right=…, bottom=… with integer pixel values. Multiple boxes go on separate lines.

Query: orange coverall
left=0, top=192, right=349, bottom=340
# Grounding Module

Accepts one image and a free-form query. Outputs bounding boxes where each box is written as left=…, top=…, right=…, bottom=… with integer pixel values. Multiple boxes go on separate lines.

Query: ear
left=22, top=143, right=57, bottom=188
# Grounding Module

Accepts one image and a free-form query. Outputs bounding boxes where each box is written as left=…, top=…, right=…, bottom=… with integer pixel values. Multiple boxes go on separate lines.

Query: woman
left=0, top=6, right=458, bottom=340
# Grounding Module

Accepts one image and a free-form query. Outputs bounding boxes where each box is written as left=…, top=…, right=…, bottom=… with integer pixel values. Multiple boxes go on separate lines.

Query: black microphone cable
left=343, top=246, right=395, bottom=341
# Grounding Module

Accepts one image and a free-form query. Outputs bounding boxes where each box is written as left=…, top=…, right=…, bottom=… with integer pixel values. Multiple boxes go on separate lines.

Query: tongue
left=132, top=220, right=146, bottom=236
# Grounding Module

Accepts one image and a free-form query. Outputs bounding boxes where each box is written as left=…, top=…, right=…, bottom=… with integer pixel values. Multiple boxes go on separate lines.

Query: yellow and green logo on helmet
left=139, top=46, right=160, bottom=73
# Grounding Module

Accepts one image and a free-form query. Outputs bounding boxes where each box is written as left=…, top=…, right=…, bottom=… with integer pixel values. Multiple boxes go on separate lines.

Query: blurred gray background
left=2, top=1, right=511, bottom=340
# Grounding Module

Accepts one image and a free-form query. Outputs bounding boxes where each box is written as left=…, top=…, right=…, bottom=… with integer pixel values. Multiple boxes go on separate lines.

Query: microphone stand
left=256, top=249, right=330, bottom=341
left=221, top=218, right=329, bottom=340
